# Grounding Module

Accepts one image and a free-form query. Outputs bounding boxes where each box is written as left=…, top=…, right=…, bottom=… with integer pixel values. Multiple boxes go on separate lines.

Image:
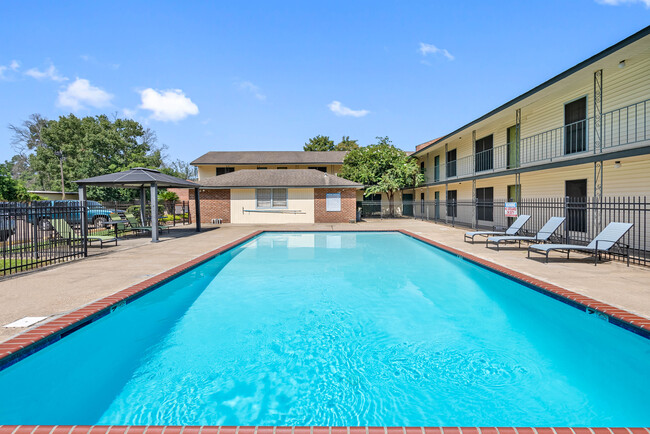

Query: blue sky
left=1, top=1, right=649, bottom=164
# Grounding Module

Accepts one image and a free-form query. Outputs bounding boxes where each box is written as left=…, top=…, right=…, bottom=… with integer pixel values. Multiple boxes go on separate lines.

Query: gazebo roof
left=75, top=167, right=199, bottom=188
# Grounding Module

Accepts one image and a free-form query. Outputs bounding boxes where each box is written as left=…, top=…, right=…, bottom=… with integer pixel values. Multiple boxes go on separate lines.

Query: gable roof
left=191, top=151, right=348, bottom=166
left=199, top=169, right=362, bottom=189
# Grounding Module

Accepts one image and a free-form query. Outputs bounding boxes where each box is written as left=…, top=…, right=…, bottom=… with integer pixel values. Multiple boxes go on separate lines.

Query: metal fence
left=359, top=196, right=649, bottom=266
left=1, top=199, right=191, bottom=276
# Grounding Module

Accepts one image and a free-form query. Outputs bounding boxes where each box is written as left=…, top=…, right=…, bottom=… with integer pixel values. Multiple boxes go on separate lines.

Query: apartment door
left=566, top=179, right=587, bottom=233
left=475, top=135, right=494, bottom=172
left=565, top=97, right=587, bottom=154
left=403, top=193, right=414, bottom=216
left=446, top=190, right=457, bottom=218
left=434, top=191, right=440, bottom=219
left=507, top=126, right=519, bottom=169
left=420, top=193, right=425, bottom=215
left=434, top=156, right=440, bottom=181
left=507, top=184, right=521, bottom=226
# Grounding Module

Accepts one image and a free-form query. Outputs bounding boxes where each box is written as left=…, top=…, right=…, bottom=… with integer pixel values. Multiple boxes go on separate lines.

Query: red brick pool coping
left=0, top=229, right=649, bottom=430
left=0, top=428, right=649, bottom=434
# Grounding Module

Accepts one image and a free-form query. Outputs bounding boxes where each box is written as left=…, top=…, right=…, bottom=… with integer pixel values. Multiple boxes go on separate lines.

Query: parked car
left=28, top=200, right=119, bottom=230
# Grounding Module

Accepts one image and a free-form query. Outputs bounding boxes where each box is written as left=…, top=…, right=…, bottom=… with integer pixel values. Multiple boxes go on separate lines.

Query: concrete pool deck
left=1, top=219, right=649, bottom=343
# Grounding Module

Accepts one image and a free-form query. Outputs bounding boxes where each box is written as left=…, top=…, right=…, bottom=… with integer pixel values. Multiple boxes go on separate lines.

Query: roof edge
left=413, top=25, right=650, bottom=156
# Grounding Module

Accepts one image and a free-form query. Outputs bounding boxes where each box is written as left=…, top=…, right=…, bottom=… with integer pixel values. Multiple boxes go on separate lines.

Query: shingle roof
left=199, top=169, right=362, bottom=188
left=75, top=167, right=199, bottom=188
left=191, top=151, right=348, bottom=165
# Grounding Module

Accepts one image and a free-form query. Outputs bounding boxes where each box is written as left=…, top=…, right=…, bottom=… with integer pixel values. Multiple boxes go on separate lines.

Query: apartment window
left=565, top=97, right=587, bottom=154
left=309, top=166, right=327, bottom=173
left=446, top=149, right=457, bottom=177
left=420, top=161, right=425, bottom=174
left=446, top=190, right=457, bottom=218
left=326, top=193, right=341, bottom=211
left=216, top=167, right=235, bottom=176
left=475, top=135, right=494, bottom=172
left=257, top=167, right=268, bottom=170
left=434, top=156, right=440, bottom=181
left=277, top=167, right=288, bottom=170
left=256, top=188, right=288, bottom=208
left=476, top=187, right=494, bottom=222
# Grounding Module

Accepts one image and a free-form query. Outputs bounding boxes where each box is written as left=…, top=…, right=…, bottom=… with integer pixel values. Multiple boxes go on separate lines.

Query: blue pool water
left=0, top=232, right=648, bottom=426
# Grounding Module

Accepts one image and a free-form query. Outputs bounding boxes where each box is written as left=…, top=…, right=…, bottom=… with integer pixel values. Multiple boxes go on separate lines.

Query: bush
left=126, top=204, right=165, bottom=217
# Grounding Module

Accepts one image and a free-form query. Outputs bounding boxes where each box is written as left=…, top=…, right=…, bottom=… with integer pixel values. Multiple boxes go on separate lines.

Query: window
left=257, top=167, right=268, bottom=170
left=309, top=166, right=327, bottom=173
left=475, top=134, right=493, bottom=172
left=446, top=190, right=457, bottom=218
left=476, top=187, right=494, bottom=222
left=420, top=161, right=425, bottom=174
left=277, top=167, right=288, bottom=170
left=216, top=167, right=235, bottom=176
left=256, top=188, right=288, bottom=208
left=565, top=97, right=587, bottom=154
left=566, top=179, right=587, bottom=232
left=326, top=193, right=341, bottom=211
left=446, top=149, right=457, bottom=177
left=434, top=156, right=440, bottom=181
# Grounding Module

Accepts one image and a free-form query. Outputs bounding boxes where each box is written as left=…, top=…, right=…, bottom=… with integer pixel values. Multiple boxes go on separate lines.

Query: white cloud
left=237, top=80, right=266, bottom=100
left=327, top=101, right=369, bottom=118
left=57, top=78, right=113, bottom=110
left=139, top=88, right=199, bottom=122
left=596, top=0, right=650, bottom=6
left=0, top=60, right=20, bottom=79
left=419, top=42, right=454, bottom=61
left=25, top=64, right=68, bottom=82
left=122, top=108, right=137, bottom=118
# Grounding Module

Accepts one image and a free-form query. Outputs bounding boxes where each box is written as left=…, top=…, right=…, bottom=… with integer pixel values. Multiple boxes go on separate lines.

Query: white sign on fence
left=505, top=202, right=518, bottom=217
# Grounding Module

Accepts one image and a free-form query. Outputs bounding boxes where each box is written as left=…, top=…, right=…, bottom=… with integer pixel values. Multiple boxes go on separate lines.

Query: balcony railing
left=433, top=98, right=649, bottom=182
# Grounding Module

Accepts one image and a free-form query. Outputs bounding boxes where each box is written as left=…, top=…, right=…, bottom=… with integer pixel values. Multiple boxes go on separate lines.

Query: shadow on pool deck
left=1, top=218, right=648, bottom=343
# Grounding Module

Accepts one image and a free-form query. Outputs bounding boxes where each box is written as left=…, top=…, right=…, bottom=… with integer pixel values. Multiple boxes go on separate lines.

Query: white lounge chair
left=464, top=214, right=530, bottom=244
left=527, top=222, right=633, bottom=266
left=486, top=216, right=565, bottom=250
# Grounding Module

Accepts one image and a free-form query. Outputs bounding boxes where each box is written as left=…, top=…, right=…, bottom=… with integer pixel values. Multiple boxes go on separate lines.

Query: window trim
left=255, top=188, right=288, bottom=209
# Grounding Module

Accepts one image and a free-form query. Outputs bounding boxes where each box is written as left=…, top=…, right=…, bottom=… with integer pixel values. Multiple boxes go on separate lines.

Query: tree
left=334, top=136, right=359, bottom=151
left=8, top=113, right=168, bottom=201
left=0, top=162, right=32, bottom=201
left=339, top=137, right=424, bottom=216
left=165, top=159, right=198, bottom=180
left=303, top=135, right=334, bottom=151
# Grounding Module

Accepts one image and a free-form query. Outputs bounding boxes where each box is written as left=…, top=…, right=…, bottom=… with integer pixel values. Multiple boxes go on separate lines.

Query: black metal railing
left=1, top=199, right=192, bottom=276
left=358, top=196, right=649, bottom=266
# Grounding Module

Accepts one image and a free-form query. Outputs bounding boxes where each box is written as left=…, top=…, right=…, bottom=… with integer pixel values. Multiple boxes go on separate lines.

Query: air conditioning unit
left=211, top=218, right=223, bottom=224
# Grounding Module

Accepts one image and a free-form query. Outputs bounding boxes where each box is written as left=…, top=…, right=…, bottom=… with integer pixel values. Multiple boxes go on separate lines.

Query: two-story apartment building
left=413, top=26, right=650, bottom=228
left=185, top=151, right=361, bottom=224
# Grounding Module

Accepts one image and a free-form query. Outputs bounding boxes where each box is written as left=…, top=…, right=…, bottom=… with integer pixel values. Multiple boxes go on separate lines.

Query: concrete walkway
left=1, top=219, right=648, bottom=343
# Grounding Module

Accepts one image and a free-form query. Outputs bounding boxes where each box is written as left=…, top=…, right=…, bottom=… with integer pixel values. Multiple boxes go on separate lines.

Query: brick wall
left=189, top=189, right=231, bottom=223
left=166, top=188, right=190, bottom=201
left=314, top=188, right=357, bottom=223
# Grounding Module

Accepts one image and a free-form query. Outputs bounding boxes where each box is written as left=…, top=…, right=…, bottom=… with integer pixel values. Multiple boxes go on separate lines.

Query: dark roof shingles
left=199, top=169, right=362, bottom=188
left=191, top=151, right=348, bottom=165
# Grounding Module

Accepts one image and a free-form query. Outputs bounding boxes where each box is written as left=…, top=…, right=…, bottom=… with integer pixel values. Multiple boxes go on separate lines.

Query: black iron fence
left=359, top=196, right=649, bottom=266
left=1, top=200, right=191, bottom=276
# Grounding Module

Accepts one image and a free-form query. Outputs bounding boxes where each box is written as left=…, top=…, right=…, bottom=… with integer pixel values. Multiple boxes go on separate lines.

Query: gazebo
left=75, top=167, right=201, bottom=242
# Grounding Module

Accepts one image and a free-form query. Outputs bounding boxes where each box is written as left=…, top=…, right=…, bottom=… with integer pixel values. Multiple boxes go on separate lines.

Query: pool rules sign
left=505, top=202, right=518, bottom=217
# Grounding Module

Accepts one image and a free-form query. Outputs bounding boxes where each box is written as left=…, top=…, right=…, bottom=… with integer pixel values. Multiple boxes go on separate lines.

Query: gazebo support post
left=150, top=182, right=159, bottom=243
left=194, top=187, right=201, bottom=232
left=139, top=186, right=146, bottom=226
left=78, top=185, right=88, bottom=257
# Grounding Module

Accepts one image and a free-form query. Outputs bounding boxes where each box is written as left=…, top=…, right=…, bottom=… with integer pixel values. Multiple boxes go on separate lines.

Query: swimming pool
left=0, top=231, right=648, bottom=426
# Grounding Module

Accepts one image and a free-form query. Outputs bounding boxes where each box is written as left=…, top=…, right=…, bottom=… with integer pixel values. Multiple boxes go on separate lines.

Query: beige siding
left=197, top=164, right=343, bottom=180
left=230, top=188, right=314, bottom=224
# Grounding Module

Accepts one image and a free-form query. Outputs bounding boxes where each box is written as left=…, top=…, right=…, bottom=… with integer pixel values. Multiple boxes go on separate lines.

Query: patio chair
left=109, top=212, right=133, bottom=237
left=486, top=216, right=565, bottom=251
left=124, top=213, right=169, bottom=235
left=464, top=214, right=531, bottom=243
left=527, top=222, right=633, bottom=266
left=51, top=218, right=117, bottom=249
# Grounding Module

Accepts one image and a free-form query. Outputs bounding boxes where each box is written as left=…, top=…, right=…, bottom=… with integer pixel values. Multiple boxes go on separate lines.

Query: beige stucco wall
left=197, top=164, right=343, bottom=181
left=230, top=188, right=315, bottom=224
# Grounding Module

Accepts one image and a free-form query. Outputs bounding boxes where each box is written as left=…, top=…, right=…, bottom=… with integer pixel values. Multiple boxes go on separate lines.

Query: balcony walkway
left=1, top=219, right=649, bottom=343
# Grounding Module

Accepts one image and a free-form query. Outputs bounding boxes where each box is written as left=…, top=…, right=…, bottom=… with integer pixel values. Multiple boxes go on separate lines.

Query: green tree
left=0, top=162, right=32, bottom=201
left=334, top=136, right=359, bottom=151
left=9, top=114, right=166, bottom=201
left=303, top=135, right=335, bottom=151
left=339, top=137, right=424, bottom=216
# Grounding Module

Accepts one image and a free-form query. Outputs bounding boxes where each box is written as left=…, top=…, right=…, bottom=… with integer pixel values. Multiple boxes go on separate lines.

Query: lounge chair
left=124, top=213, right=169, bottom=235
left=464, top=214, right=531, bottom=243
left=527, top=222, right=633, bottom=266
left=51, top=218, right=117, bottom=249
left=486, top=216, right=565, bottom=250
left=109, top=213, right=133, bottom=237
